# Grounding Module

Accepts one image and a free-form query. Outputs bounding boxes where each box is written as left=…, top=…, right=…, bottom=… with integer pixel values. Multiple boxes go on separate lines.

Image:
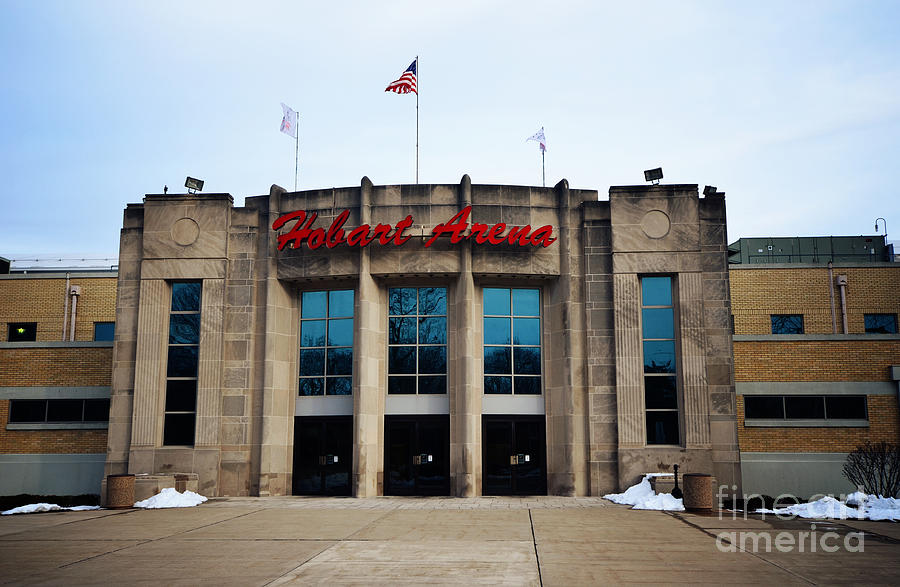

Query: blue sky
left=1, top=0, right=898, bottom=261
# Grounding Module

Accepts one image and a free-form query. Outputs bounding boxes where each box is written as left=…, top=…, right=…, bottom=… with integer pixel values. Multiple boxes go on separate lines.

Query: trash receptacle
left=682, top=473, right=713, bottom=511
left=106, top=474, right=136, bottom=509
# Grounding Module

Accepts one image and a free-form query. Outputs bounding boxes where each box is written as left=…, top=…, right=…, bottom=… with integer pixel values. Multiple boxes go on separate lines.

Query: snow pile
left=845, top=491, right=868, bottom=507
left=134, top=487, right=207, bottom=509
left=857, top=495, right=900, bottom=521
left=603, top=474, right=684, bottom=511
left=632, top=492, right=685, bottom=511
left=756, top=496, right=861, bottom=519
left=756, top=494, right=900, bottom=521
left=2, top=503, right=101, bottom=515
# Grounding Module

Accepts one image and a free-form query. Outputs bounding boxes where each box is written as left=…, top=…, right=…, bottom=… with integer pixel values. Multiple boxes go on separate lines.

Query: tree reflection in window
left=770, top=314, right=804, bottom=334
left=388, top=287, right=447, bottom=394
left=864, top=314, right=898, bottom=334
left=299, top=290, right=354, bottom=396
left=483, top=288, right=542, bottom=395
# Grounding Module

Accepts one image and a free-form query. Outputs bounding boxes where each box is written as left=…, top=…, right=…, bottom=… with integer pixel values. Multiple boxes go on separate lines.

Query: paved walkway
left=1, top=497, right=899, bottom=585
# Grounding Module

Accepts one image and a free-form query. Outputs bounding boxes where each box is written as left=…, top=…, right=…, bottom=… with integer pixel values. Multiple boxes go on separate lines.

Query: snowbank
left=865, top=496, right=900, bottom=521
left=134, top=487, right=207, bottom=509
left=2, top=503, right=101, bottom=515
left=603, top=474, right=684, bottom=511
left=755, top=493, right=900, bottom=521
left=756, top=496, right=861, bottom=519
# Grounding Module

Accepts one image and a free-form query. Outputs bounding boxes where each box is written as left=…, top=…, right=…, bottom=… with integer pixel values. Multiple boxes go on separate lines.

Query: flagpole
left=294, top=122, right=299, bottom=192
left=415, top=55, right=419, bottom=184
left=541, top=148, right=545, bottom=187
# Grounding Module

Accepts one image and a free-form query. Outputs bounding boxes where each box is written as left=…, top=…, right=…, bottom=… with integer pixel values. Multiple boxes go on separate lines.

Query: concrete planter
left=682, top=473, right=713, bottom=511
left=106, top=474, right=135, bottom=509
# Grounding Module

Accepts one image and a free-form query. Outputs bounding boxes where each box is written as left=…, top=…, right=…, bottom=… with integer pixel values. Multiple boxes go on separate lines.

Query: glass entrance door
left=384, top=415, right=450, bottom=496
left=482, top=415, right=547, bottom=495
left=292, top=416, right=352, bottom=496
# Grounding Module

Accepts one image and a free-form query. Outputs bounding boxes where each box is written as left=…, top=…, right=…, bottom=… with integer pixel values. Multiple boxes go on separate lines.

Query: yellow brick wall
left=0, top=275, right=117, bottom=342
left=734, top=340, right=900, bottom=382
left=0, top=400, right=108, bottom=454
left=729, top=266, right=900, bottom=335
left=0, top=345, right=113, bottom=455
left=0, top=348, right=113, bottom=387
left=737, top=395, right=900, bottom=452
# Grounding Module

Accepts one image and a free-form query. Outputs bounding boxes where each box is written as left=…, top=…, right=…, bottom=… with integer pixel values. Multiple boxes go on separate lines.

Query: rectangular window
left=641, top=276, right=679, bottom=445
left=8, top=398, right=110, bottom=423
left=389, top=287, right=447, bottom=394
left=299, top=289, right=354, bottom=396
left=93, top=322, right=115, bottom=341
left=483, top=288, right=542, bottom=395
left=744, top=395, right=868, bottom=422
left=864, top=314, right=898, bottom=334
left=771, top=314, right=804, bottom=334
left=163, top=282, right=201, bottom=446
left=8, top=322, right=37, bottom=342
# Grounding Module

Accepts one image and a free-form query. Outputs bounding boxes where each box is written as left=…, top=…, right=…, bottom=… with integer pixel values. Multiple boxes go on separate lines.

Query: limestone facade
left=104, top=177, right=741, bottom=497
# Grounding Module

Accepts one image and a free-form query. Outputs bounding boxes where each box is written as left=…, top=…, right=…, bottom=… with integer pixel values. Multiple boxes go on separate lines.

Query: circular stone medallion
left=640, top=210, right=671, bottom=239
left=172, top=218, right=200, bottom=246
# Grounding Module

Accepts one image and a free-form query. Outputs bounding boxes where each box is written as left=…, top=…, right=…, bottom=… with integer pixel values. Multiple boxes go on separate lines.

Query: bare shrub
left=842, top=441, right=900, bottom=497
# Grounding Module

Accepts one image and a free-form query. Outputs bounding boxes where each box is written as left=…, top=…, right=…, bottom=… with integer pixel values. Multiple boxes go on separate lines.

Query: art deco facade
left=9, top=185, right=899, bottom=503
left=93, top=176, right=741, bottom=497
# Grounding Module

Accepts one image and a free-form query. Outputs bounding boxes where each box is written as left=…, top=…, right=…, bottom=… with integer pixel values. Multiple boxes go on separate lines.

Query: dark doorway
left=482, top=415, right=546, bottom=495
left=384, top=415, right=450, bottom=496
left=292, top=416, right=352, bottom=496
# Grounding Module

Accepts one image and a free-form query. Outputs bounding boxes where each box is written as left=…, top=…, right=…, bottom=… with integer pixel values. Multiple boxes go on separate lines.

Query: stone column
left=582, top=204, right=618, bottom=495
left=452, top=174, right=479, bottom=496
left=353, top=176, right=385, bottom=496
left=104, top=209, right=144, bottom=478
left=257, top=185, right=297, bottom=496
left=193, top=278, right=224, bottom=493
left=613, top=273, right=644, bottom=451
left=678, top=272, right=711, bottom=447
left=129, top=278, right=168, bottom=474
left=547, top=180, right=589, bottom=495
left=196, top=278, right=224, bottom=447
left=700, top=193, right=742, bottom=492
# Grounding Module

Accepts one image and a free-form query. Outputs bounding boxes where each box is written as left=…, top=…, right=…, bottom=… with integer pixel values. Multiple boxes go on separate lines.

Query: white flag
left=280, top=103, right=298, bottom=138
left=526, top=127, right=546, bottom=152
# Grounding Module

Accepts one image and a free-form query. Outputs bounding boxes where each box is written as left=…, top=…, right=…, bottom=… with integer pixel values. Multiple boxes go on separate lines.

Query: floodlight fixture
left=644, top=167, right=663, bottom=184
left=185, top=177, right=204, bottom=194
left=703, top=185, right=718, bottom=196
left=875, top=217, right=887, bottom=237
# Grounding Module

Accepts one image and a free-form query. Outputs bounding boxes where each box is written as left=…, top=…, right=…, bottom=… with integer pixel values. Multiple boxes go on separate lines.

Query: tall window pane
left=299, top=289, right=354, bottom=396
left=164, top=281, right=201, bottom=446
left=642, top=276, right=679, bottom=445
left=483, top=288, right=542, bottom=395
left=388, top=287, right=447, bottom=395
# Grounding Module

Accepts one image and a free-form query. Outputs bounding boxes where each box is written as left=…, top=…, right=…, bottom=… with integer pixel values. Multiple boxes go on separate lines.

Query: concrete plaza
left=1, top=496, right=899, bottom=585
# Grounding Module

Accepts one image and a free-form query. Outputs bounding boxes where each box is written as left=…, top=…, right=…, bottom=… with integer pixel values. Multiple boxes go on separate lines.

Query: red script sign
left=272, top=206, right=557, bottom=251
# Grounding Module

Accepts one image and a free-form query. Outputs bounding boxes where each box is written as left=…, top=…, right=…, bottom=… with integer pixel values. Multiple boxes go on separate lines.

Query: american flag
left=385, top=59, right=417, bottom=95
